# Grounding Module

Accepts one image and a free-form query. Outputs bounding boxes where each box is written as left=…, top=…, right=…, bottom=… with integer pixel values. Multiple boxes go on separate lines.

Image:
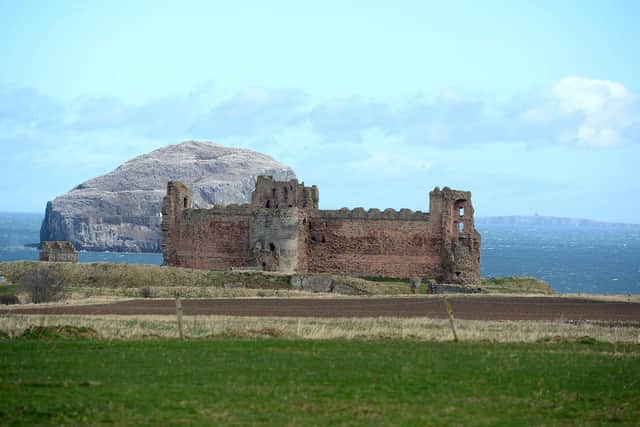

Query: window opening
left=458, top=222, right=464, bottom=234
left=183, top=198, right=188, bottom=209
left=459, top=207, right=464, bottom=217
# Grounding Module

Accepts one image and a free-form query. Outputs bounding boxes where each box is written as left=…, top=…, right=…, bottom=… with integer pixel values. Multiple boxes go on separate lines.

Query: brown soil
left=3, top=297, right=640, bottom=322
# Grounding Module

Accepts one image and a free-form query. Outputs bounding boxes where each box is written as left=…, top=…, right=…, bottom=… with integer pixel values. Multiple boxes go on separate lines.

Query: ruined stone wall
left=296, top=211, right=311, bottom=273
left=162, top=181, right=254, bottom=269
left=306, top=210, right=444, bottom=278
left=161, top=181, right=192, bottom=265
left=39, top=241, right=79, bottom=263
left=165, top=207, right=254, bottom=270
left=161, top=179, right=310, bottom=272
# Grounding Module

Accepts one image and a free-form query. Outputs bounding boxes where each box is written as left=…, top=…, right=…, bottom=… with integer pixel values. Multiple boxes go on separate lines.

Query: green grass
left=362, top=276, right=411, bottom=283
left=0, top=283, right=19, bottom=296
left=1, top=337, right=638, bottom=426
left=481, top=276, right=554, bottom=294
left=0, top=283, right=20, bottom=305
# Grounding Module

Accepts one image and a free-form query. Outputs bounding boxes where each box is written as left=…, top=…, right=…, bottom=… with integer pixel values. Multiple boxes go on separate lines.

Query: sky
left=1, top=0, right=639, bottom=222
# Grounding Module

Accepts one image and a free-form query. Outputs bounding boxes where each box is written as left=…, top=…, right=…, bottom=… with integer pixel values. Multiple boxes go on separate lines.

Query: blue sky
left=1, top=1, right=639, bottom=222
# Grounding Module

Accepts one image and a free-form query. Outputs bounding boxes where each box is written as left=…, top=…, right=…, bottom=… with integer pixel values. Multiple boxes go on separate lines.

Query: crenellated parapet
left=312, top=207, right=430, bottom=221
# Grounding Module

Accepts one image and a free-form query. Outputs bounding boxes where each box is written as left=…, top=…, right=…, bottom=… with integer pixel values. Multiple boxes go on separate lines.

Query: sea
left=1, top=212, right=639, bottom=295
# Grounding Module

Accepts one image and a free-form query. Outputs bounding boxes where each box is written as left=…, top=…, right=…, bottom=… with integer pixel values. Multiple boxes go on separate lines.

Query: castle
left=40, top=241, right=79, bottom=263
left=161, top=176, right=481, bottom=284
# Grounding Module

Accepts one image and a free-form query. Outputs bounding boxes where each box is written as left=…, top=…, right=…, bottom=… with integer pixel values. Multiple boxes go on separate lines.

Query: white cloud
left=552, top=77, right=632, bottom=114
left=520, top=76, right=638, bottom=147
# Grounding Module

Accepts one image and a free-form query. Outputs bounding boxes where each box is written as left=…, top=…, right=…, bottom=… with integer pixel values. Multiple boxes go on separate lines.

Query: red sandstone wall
left=170, top=212, right=253, bottom=270
left=307, top=217, right=444, bottom=278
left=296, top=212, right=310, bottom=273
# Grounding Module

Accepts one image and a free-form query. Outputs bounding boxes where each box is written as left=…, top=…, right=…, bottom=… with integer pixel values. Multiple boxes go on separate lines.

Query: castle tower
left=248, top=176, right=318, bottom=273
left=161, top=181, right=192, bottom=266
left=429, top=187, right=481, bottom=284
left=251, top=176, right=319, bottom=209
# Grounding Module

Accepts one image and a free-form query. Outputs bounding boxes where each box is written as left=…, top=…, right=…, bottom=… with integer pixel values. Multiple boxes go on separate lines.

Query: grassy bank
left=0, top=261, right=554, bottom=301
left=481, top=276, right=555, bottom=294
left=0, top=261, right=412, bottom=298
left=0, top=337, right=638, bottom=426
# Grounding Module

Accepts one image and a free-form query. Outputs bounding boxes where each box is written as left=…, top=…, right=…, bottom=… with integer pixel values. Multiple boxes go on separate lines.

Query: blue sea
left=0, top=213, right=162, bottom=266
left=1, top=212, right=639, bottom=294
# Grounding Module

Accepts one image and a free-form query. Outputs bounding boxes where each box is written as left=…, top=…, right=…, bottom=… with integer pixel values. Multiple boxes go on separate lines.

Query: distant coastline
left=2, top=211, right=638, bottom=233
left=476, top=215, right=640, bottom=229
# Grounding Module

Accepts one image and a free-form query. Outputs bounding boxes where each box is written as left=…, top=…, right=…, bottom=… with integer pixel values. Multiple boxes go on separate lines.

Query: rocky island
left=40, top=141, right=296, bottom=252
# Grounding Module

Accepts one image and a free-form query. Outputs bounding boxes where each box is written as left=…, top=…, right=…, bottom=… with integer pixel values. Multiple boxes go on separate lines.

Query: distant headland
left=476, top=215, right=640, bottom=229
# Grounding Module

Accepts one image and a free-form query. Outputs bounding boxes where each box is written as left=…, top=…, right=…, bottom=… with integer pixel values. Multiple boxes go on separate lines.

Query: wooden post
left=443, top=296, right=459, bottom=342
left=175, top=295, right=184, bottom=340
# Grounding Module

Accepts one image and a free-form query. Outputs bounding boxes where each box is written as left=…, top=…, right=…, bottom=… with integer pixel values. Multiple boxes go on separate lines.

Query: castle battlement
left=312, top=207, right=430, bottom=221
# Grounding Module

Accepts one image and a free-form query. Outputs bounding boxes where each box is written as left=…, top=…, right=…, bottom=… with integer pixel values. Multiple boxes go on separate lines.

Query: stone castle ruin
left=161, top=176, right=481, bottom=284
left=40, top=241, right=79, bottom=263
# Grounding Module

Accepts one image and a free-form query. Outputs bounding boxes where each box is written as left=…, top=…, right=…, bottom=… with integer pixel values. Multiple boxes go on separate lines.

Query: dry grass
left=0, top=261, right=291, bottom=289
left=1, top=313, right=637, bottom=343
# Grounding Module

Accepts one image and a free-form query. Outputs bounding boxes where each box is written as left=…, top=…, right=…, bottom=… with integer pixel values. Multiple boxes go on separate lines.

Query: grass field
left=1, top=336, right=638, bottom=426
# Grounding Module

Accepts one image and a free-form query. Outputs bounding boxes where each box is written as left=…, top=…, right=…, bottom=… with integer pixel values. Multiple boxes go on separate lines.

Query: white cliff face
left=40, top=141, right=296, bottom=252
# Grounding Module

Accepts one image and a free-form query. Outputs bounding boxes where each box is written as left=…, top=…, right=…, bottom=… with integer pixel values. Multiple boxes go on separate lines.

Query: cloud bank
left=1, top=76, right=638, bottom=175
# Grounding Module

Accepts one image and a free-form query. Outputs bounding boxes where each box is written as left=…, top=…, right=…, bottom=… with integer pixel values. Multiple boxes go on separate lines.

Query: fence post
left=175, top=295, right=184, bottom=340
left=443, top=296, right=459, bottom=342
